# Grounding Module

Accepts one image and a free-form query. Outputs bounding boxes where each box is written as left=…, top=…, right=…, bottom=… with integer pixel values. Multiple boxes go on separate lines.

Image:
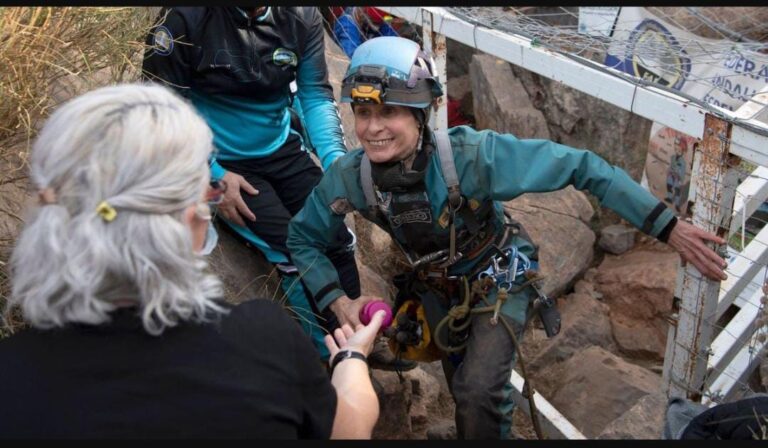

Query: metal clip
left=436, top=251, right=464, bottom=269
left=508, top=247, right=519, bottom=283
left=477, top=246, right=531, bottom=290
left=410, top=249, right=449, bottom=269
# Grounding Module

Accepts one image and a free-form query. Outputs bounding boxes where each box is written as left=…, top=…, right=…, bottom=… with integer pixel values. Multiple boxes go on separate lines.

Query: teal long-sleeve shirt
left=287, top=126, right=675, bottom=311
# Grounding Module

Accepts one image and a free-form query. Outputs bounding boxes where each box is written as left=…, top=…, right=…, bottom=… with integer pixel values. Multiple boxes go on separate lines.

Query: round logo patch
left=152, top=26, right=174, bottom=56
left=626, top=19, right=690, bottom=90
left=272, top=48, right=298, bottom=67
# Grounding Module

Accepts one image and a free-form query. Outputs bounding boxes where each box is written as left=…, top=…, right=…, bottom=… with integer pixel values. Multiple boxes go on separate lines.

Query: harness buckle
left=436, top=251, right=463, bottom=269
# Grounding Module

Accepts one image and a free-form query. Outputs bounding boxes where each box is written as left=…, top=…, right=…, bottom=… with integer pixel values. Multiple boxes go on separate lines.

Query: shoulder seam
left=283, top=7, right=315, bottom=28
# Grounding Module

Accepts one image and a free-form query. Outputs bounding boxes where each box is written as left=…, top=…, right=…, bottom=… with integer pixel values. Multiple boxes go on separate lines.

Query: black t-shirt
left=0, top=299, right=336, bottom=439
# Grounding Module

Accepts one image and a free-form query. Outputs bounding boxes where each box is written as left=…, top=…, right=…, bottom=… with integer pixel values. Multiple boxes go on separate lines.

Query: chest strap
left=433, top=131, right=460, bottom=209
left=361, top=152, right=377, bottom=213
left=433, top=130, right=482, bottom=237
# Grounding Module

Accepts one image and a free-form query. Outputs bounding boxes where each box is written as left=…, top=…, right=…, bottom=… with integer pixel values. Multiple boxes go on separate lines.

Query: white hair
left=8, top=83, right=226, bottom=335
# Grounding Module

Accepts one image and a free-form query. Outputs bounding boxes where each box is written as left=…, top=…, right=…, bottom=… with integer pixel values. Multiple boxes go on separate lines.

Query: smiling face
left=353, top=103, right=421, bottom=164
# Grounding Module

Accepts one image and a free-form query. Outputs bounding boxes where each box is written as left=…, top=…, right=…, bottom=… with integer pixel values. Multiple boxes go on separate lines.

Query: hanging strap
left=434, top=130, right=482, bottom=235
left=434, top=131, right=458, bottom=261
left=360, top=152, right=377, bottom=213
left=434, top=130, right=461, bottom=210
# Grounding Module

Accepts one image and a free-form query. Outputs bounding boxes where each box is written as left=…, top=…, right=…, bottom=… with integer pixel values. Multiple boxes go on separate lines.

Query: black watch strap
left=330, top=350, right=368, bottom=373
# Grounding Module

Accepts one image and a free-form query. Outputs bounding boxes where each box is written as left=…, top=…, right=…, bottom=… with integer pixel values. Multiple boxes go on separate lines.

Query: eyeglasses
left=196, top=180, right=226, bottom=221
left=206, top=180, right=226, bottom=205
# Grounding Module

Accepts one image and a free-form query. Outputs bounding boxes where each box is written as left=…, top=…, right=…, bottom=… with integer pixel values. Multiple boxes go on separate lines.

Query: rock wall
left=504, top=187, right=596, bottom=298
left=470, top=54, right=551, bottom=139
left=459, top=39, right=653, bottom=182
left=509, top=65, right=652, bottom=182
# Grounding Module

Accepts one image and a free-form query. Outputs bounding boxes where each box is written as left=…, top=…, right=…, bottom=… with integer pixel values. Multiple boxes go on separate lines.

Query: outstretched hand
left=666, top=219, right=728, bottom=281
left=324, top=310, right=386, bottom=363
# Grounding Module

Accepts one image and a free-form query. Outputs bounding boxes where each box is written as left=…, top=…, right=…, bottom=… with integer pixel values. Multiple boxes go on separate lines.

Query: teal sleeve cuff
left=317, top=288, right=346, bottom=312
left=649, top=206, right=676, bottom=238
left=210, top=160, right=227, bottom=182
left=599, top=166, right=675, bottom=237
left=320, top=149, right=346, bottom=172
left=657, top=216, right=678, bottom=243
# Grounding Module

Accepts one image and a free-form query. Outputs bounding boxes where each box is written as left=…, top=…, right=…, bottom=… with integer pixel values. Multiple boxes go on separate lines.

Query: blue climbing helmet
left=341, top=36, right=443, bottom=109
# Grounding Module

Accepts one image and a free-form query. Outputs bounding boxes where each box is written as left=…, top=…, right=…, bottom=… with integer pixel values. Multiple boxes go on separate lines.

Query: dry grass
left=0, top=7, right=158, bottom=336
left=0, top=7, right=156, bottom=152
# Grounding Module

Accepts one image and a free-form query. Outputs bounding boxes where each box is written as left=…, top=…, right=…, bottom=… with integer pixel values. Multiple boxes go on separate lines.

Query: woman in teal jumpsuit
left=287, top=36, right=728, bottom=439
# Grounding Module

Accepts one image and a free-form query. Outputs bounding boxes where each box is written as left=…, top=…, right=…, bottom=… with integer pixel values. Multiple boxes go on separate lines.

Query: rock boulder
left=503, top=186, right=596, bottom=298
left=372, top=361, right=455, bottom=439
left=597, top=391, right=667, bottom=439
left=548, top=346, right=661, bottom=438
left=207, top=221, right=281, bottom=304
left=594, top=246, right=679, bottom=360
left=599, top=224, right=637, bottom=255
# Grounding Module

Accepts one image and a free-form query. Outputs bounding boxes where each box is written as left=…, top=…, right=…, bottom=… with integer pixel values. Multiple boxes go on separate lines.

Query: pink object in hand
left=359, top=300, right=393, bottom=329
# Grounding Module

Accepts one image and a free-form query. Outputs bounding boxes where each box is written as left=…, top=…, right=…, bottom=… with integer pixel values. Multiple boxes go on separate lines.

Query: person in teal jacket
left=287, top=36, right=728, bottom=439
left=141, top=7, right=360, bottom=362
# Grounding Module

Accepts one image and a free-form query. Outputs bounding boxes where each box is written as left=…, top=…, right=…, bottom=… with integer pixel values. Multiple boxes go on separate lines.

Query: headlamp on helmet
left=349, top=65, right=387, bottom=104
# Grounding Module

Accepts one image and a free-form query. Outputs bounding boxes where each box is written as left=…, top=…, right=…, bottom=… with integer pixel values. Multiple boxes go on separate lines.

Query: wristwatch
left=330, top=349, right=368, bottom=373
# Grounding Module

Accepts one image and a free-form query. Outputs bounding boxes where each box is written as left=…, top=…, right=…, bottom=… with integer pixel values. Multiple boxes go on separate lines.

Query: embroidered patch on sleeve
left=152, top=26, right=174, bottom=56
left=329, top=197, right=354, bottom=215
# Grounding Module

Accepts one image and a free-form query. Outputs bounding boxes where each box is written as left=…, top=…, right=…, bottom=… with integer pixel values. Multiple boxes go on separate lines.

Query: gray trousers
left=438, top=286, right=533, bottom=439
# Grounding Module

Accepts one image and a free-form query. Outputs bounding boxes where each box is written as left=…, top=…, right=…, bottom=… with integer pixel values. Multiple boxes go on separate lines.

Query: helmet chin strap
left=402, top=125, right=424, bottom=161
left=398, top=116, right=429, bottom=170
left=400, top=106, right=430, bottom=163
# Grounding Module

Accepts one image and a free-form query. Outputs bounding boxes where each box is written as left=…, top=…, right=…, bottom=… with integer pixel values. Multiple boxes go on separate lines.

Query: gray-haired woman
left=0, top=84, right=381, bottom=439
